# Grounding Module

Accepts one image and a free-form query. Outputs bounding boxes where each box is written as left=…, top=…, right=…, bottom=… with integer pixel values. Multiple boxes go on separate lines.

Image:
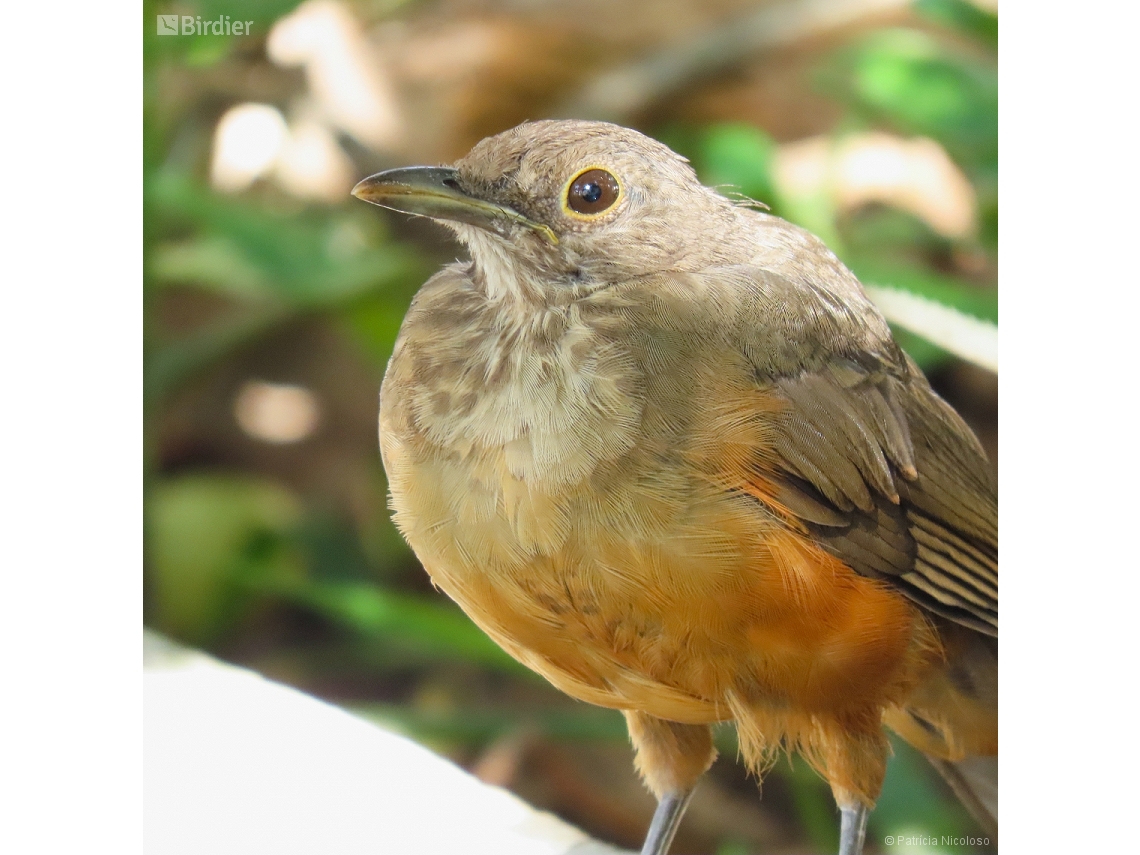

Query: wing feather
left=759, top=359, right=997, bottom=636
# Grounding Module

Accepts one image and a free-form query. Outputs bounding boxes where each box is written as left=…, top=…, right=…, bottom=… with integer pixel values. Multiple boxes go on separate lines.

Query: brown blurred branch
left=555, top=0, right=910, bottom=121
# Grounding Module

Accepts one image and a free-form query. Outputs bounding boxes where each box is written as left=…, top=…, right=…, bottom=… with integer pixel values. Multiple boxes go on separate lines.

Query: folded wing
left=761, top=352, right=997, bottom=636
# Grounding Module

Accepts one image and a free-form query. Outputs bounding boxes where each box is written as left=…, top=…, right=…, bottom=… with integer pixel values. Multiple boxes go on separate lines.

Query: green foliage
left=781, top=754, right=844, bottom=853
left=915, top=0, right=998, bottom=49
left=872, top=737, right=982, bottom=851
left=147, top=173, right=423, bottom=307
left=681, top=123, right=780, bottom=209
left=819, top=27, right=997, bottom=179
left=144, top=172, right=426, bottom=405
left=146, top=472, right=525, bottom=673
left=262, top=579, right=528, bottom=673
left=148, top=473, right=305, bottom=645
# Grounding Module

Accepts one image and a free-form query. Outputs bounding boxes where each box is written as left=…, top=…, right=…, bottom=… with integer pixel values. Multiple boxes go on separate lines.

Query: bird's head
left=353, top=120, right=741, bottom=301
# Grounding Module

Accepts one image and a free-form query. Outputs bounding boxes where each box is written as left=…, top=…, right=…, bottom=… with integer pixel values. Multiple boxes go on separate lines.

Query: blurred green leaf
left=260, top=579, right=529, bottom=674
left=144, top=303, right=290, bottom=409
left=149, top=473, right=304, bottom=645
left=819, top=28, right=997, bottom=176
left=889, top=326, right=954, bottom=373
left=183, top=32, right=238, bottom=67
left=296, top=513, right=378, bottom=583
left=144, top=172, right=427, bottom=403
left=915, top=0, right=998, bottom=49
left=659, top=121, right=845, bottom=248
left=842, top=205, right=956, bottom=261
left=658, top=122, right=779, bottom=210
left=151, top=234, right=275, bottom=298
left=847, top=255, right=996, bottom=322
left=695, top=123, right=779, bottom=208
left=780, top=754, right=841, bottom=854
left=713, top=841, right=753, bottom=855
left=147, top=172, right=424, bottom=306
left=341, top=296, right=412, bottom=366
left=872, top=736, right=985, bottom=850
left=978, top=193, right=997, bottom=253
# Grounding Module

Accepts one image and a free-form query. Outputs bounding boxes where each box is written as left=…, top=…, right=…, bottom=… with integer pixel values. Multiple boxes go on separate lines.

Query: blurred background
left=143, top=0, right=997, bottom=852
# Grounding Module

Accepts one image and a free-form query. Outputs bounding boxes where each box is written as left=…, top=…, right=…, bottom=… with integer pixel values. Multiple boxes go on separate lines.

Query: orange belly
left=416, top=483, right=938, bottom=726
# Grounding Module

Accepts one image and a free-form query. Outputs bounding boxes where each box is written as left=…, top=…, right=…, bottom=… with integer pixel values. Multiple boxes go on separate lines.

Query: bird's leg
left=838, top=802, right=869, bottom=855
left=624, top=712, right=716, bottom=855
left=823, top=724, right=887, bottom=855
left=640, top=789, right=695, bottom=855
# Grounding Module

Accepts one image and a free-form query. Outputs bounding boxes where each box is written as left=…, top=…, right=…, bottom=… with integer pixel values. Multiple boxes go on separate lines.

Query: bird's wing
left=753, top=353, right=997, bottom=637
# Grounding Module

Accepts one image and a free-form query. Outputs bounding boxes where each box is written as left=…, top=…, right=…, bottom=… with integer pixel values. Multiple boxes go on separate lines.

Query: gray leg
left=640, top=789, right=694, bottom=855
left=838, top=803, right=868, bottom=855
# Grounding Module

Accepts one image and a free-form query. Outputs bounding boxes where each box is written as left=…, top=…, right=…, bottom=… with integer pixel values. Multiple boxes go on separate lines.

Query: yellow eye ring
left=561, top=167, right=623, bottom=219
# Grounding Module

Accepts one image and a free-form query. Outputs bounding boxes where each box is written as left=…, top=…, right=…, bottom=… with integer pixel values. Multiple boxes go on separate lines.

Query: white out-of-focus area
left=210, top=104, right=289, bottom=192
left=210, top=101, right=357, bottom=201
left=144, top=631, right=627, bottom=855
left=273, top=116, right=357, bottom=202
left=268, top=0, right=404, bottom=151
left=233, top=380, right=322, bottom=445
left=211, top=0, right=404, bottom=201
left=866, top=285, right=998, bottom=373
left=774, top=132, right=977, bottom=239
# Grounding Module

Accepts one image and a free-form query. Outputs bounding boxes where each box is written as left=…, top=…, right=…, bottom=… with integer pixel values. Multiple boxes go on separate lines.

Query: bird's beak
left=351, top=166, right=558, bottom=245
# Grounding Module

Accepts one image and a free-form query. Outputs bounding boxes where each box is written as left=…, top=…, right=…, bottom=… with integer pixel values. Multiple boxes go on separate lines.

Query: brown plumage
left=353, top=120, right=997, bottom=855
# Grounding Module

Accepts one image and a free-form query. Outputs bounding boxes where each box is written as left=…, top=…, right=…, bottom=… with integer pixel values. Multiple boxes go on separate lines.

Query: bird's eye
left=565, top=168, right=620, bottom=216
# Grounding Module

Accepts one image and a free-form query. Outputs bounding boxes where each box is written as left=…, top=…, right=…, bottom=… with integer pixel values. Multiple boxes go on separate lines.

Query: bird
left=352, top=119, right=997, bottom=855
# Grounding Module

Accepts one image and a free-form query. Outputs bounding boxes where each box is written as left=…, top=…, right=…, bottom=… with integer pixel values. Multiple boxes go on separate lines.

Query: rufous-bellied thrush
left=353, top=120, right=997, bottom=855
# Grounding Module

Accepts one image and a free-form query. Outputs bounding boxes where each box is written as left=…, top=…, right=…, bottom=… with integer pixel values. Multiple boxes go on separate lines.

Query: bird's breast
left=379, top=296, right=650, bottom=558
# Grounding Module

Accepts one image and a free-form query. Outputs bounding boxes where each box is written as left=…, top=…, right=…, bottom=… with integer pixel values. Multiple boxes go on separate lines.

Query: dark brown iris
left=566, top=169, right=620, bottom=215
